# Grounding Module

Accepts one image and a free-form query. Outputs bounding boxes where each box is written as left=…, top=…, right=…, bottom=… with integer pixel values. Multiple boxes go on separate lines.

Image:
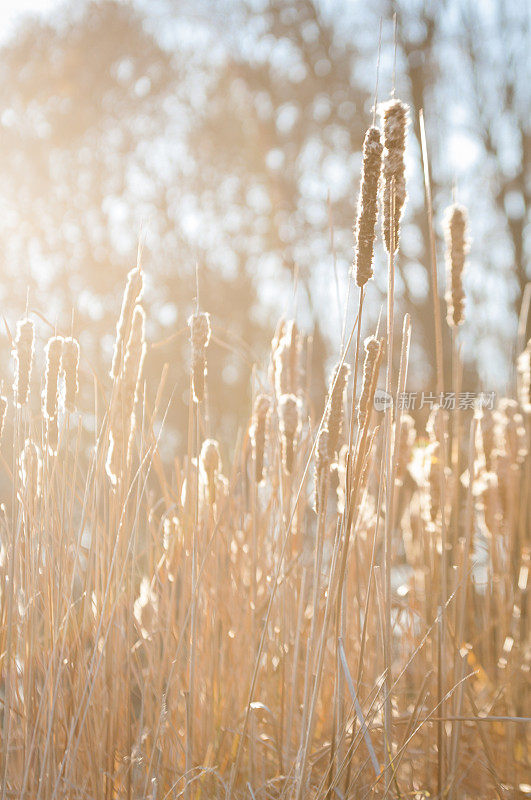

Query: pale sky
left=0, top=0, right=62, bottom=39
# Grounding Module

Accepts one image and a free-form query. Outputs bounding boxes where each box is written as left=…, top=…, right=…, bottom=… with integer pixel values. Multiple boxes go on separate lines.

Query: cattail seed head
left=357, top=336, right=382, bottom=430
left=425, top=441, right=443, bottom=525
left=517, top=338, right=531, bottom=414
left=105, top=431, right=121, bottom=486
left=110, top=267, right=143, bottom=380
left=43, top=336, right=63, bottom=420
left=13, top=318, right=35, bottom=406
left=47, top=415, right=59, bottom=456
left=426, top=405, right=448, bottom=447
left=0, top=395, right=7, bottom=441
left=314, top=426, right=330, bottom=515
left=189, top=312, right=211, bottom=403
left=62, top=337, right=80, bottom=412
left=123, top=305, right=146, bottom=463
left=326, top=362, right=350, bottom=460
left=380, top=99, right=409, bottom=253
left=123, top=306, right=146, bottom=415
left=200, top=438, right=221, bottom=505
left=106, top=305, right=146, bottom=485
left=134, top=577, right=159, bottom=640
left=273, top=319, right=299, bottom=399
left=395, top=413, right=415, bottom=485
left=354, top=126, right=383, bottom=287
left=444, top=203, right=469, bottom=327
left=479, top=407, right=495, bottom=471
left=251, top=394, right=270, bottom=483
left=278, top=393, right=300, bottom=474
left=19, top=438, right=42, bottom=498
left=494, top=398, right=527, bottom=465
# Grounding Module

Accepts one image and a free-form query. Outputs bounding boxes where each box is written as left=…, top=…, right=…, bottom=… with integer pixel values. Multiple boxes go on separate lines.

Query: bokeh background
left=0, top=0, right=528, bottom=445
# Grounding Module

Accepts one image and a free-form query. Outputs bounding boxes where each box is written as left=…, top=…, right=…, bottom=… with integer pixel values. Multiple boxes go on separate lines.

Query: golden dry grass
left=0, top=108, right=529, bottom=800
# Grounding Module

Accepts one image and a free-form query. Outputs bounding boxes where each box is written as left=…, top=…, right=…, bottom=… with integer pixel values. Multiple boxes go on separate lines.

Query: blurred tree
left=0, top=0, right=267, bottom=445
left=0, top=0, right=527, bottom=450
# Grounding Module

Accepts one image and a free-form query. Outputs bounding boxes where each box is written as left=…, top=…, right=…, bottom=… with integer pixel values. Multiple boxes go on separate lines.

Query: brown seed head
left=314, top=426, right=330, bottom=515
left=13, top=318, right=35, bottom=406
left=517, top=338, right=531, bottom=414
left=251, top=394, right=270, bottom=483
left=357, top=336, right=382, bottom=430
left=354, top=125, right=383, bottom=287
left=19, top=438, right=42, bottom=498
left=444, top=203, right=469, bottom=327
left=43, top=336, right=64, bottom=420
left=62, top=337, right=80, bottom=412
left=326, top=362, right=350, bottom=460
left=273, top=319, right=299, bottom=398
left=278, top=393, right=300, bottom=474
left=380, top=99, right=409, bottom=253
left=0, top=395, right=7, bottom=441
left=110, top=267, right=143, bottom=379
left=395, top=413, right=415, bottom=485
left=200, top=438, right=221, bottom=505
left=189, top=311, right=211, bottom=403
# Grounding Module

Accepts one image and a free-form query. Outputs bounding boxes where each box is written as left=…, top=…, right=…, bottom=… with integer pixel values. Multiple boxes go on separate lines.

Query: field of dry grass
left=0, top=95, right=529, bottom=799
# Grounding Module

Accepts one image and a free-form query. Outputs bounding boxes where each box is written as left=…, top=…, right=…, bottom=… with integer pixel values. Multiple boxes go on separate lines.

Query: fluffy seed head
left=106, top=305, right=146, bottom=485
left=43, top=336, right=64, bottom=420
left=517, top=338, right=530, bottom=414
left=0, top=395, right=7, bottom=441
left=251, top=394, right=270, bottom=483
left=273, top=319, right=299, bottom=398
left=47, top=415, right=59, bottom=456
left=189, top=312, right=211, bottom=403
left=314, top=426, right=330, bottom=515
left=357, top=336, right=382, bottom=430
left=19, top=439, right=42, bottom=497
left=200, top=438, right=221, bottom=505
left=62, top=337, right=80, bottom=412
left=110, top=267, right=143, bottom=379
left=354, top=126, right=383, bottom=287
left=380, top=99, right=409, bottom=253
left=278, top=393, right=300, bottom=474
left=494, top=398, right=527, bottom=465
left=13, top=318, right=35, bottom=406
left=444, top=204, right=469, bottom=327
left=123, top=306, right=146, bottom=414
left=395, top=413, right=415, bottom=485
left=326, top=362, right=350, bottom=460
